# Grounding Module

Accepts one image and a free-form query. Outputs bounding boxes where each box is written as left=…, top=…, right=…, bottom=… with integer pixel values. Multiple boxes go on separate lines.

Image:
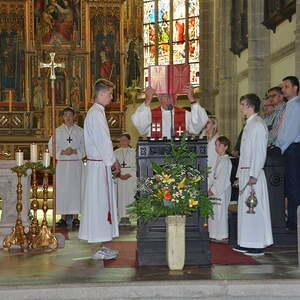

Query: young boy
left=208, top=136, right=232, bottom=243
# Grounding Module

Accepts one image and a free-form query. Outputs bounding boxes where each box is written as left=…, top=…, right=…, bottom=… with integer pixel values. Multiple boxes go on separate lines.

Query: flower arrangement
left=128, top=137, right=213, bottom=222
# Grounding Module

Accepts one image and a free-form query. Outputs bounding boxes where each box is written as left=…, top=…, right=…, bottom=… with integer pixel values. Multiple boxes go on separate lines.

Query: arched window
left=143, top=0, right=200, bottom=87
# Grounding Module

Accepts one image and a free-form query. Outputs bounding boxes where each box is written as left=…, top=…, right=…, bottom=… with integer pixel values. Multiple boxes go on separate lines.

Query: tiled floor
left=0, top=225, right=299, bottom=287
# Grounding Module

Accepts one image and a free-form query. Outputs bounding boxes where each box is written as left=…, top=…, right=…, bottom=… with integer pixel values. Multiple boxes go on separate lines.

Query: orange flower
left=164, top=189, right=172, bottom=201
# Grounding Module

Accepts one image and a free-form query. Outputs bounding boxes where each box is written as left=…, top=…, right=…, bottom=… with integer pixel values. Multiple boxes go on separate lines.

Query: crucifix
left=40, top=52, right=65, bottom=234
left=121, top=161, right=127, bottom=168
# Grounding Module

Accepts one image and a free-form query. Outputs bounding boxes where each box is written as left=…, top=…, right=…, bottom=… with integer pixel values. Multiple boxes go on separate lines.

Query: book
left=149, top=64, right=190, bottom=96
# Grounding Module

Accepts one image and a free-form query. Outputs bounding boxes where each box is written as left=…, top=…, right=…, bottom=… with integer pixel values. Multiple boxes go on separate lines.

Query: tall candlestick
left=43, top=149, right=50, bottom=168
left=8, top=90, right=13, bottom=113
left=30, top=143, right=38, bottom=163
left=15, top=150, right=24, bottom=166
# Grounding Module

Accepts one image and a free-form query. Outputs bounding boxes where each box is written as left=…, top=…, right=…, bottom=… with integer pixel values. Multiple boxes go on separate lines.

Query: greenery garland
left=11, top=161, right=55, bottom=176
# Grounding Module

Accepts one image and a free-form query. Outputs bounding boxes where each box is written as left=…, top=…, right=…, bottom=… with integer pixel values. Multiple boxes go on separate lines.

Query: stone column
left=247, top=0, right=270, bottom=98
left=295, top=0, right=300, bottom=79
left=215, top=0, right=238, bottom=143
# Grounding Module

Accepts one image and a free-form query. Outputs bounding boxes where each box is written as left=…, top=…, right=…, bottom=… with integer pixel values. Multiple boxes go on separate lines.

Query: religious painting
left=47, top=69, right=66, bottom=105
left=0, top=31, right=24, bottom=102
left=92, top=15, right=120, bottom=102
left=34, top=0, right=81, bottom=45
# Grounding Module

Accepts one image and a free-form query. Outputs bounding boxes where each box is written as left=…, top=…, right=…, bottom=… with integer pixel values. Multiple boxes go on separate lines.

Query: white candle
left=43, top=149, right=50, bottom=168
left=15, top=150, right=24, bottom=167
left=30, top=143, right=38, bottom=163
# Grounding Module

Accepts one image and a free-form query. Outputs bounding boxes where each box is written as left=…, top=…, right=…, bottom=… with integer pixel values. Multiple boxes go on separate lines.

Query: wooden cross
left=39, top=52, right=65, bottom=80
left=67, top=136, right=73, bottom=143
left=176, top=126, right=184, bottom=137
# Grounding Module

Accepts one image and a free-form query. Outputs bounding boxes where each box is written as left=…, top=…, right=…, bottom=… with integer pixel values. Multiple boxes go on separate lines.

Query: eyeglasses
left=265, top=93, right=280, bottom=99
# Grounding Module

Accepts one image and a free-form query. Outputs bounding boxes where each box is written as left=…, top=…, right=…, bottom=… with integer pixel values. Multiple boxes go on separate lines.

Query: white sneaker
left=92, top=250, right=117, bottom=260
left=100, top=246, right=119, bottom=256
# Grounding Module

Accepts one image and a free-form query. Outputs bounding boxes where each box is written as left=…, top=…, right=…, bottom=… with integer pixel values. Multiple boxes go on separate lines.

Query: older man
left=131, top=86, right=208, bottom=139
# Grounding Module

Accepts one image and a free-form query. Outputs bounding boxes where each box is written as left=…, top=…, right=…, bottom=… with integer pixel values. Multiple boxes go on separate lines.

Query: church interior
left=1, top=0, right=300, bottom=299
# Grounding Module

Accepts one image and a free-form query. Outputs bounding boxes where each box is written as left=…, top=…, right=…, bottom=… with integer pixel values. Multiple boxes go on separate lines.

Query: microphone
left=167, top=103, right=174, bottom=138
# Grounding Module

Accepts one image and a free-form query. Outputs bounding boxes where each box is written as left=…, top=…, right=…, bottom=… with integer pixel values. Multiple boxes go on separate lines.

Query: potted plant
left=128, top=138, right=213, bottom=270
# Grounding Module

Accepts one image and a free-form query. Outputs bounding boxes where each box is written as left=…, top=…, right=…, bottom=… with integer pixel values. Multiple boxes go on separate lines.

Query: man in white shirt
left=131, top=86, right=208, bottom=139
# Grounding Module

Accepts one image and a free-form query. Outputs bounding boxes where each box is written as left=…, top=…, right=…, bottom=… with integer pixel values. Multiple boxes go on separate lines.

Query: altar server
left=114, top=133, right=137, bottom=224
left=48, top=107, right=85, bottom=228
left=208, top=136, right=232, bottom=242
left=234, top=93, right=273, bottom=256
left=79, top=79, right=120, bottom=260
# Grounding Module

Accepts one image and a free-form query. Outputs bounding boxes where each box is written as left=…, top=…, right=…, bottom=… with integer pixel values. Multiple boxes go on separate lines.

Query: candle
left=30, top=143, right=38, bottom=163
left=8, top=90, right=13, bottom=113
left=15, top=150, right=24, bottom=167
left=43, top=149, right=50, bottom=168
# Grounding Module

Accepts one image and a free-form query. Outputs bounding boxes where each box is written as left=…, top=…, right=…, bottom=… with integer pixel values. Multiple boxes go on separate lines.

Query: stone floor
left=0, top=225, right=299, bottom=288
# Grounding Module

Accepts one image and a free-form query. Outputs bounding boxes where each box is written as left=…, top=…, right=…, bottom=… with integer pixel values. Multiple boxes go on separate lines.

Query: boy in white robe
left=131, top=86, right=208, bottom=139
left=48, top=107, right=85, bottom=229
left=114, top=133, right=137, bottom=225
left=208, top=136, right=232, bottom=242
left=233, top=93, right=273, bottom=256
left=79, top=79, right=121, bottom=260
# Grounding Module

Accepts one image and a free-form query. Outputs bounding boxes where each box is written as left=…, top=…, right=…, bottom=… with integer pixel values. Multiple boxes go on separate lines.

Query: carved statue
left=126, top=40, right=140, bottom=88
left=70, top=78, right=81, bottom=111
left=33, top=79, right=45, bottom=110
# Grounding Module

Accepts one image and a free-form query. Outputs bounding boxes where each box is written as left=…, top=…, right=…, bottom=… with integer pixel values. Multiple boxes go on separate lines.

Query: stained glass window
left=143, top=0, right=200, bottom=87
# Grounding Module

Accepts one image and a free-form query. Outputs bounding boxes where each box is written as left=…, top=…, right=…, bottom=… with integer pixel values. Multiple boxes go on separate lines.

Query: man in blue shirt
left=276, top=76, right=300, bottom=231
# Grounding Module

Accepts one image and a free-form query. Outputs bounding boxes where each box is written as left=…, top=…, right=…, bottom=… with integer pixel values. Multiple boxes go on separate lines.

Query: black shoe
left=56, top=219, right=67, bottom=228
left=72, top=218, right=80, bottom=229
left=244, top=248, right=264, bottom=256
left=232, top=245, right=248, bottom=253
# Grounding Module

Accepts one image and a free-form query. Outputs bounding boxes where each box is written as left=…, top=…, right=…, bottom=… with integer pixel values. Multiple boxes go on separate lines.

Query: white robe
left=208, top=154, right=232, bottom=240
left=114, top=147, right=137, bottom=219
left=48, top=124, right=85, bottom=215
left=237, top=114, right=273, bottom=248
left=131, top=102, right=208, bottom=138
left=79, top=103, right=119, bottom=243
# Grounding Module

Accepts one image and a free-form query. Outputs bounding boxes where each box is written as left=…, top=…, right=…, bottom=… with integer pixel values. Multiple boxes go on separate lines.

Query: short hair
left=120, top=133, right=131, bottom=140
left=240, top=93, right=261, bottom=113
left=282, top=76, right=299, bottom=94
left=216, top=136, right=231, bottom=154
left=267, top=86, right=283, bottom=94
left=61, top=107, right=75, bottom=115
left=93, top=78, right=115, bottom=99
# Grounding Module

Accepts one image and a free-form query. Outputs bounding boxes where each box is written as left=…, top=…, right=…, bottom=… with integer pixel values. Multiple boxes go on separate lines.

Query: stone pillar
left=295, top=0, right=300, bottom=79
left=247, top=0, right=270, bottom=98
left=215, top=0, right=238, bottom=143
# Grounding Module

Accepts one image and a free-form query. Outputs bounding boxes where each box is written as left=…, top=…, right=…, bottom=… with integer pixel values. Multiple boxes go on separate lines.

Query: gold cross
left=39, top=52, right=65, bottom=80
left=176, top=126, right=184, bottom=137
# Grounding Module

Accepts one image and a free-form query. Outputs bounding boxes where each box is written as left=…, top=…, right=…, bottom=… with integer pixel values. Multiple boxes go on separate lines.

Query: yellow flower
left=177, top=178, right=186, bottom=189
left=189, top=199, right=198, bottom=208
left=162, top=173, right=175, bottom=183
left=154, top=189, right=164, bottom=198
left=192, top=176, right=204, bottom=183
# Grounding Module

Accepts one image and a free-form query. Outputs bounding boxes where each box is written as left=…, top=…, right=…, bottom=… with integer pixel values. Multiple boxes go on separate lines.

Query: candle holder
left=3, top=167, right=29, bottom=252
left=27, top=164, right=40, bottom=246
left=32, top=169, right=57, bottom=250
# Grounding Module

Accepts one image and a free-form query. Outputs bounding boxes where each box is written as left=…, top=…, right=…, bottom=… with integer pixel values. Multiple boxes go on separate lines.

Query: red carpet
left=103, top=241, right=258, bottom=267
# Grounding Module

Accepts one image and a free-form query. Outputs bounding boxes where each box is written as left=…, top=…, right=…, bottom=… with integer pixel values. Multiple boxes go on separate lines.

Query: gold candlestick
left=32, top=169, right=57, bottom=250
left=27, top=164, right=40, bottom=246
left=3, top=168, right=29, bottom=252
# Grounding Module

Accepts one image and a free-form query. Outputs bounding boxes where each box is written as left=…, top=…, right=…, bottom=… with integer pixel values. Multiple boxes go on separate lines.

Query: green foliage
left=128, top=137, right=214, bottom=222
left=11, top=161, right=55, bottom=176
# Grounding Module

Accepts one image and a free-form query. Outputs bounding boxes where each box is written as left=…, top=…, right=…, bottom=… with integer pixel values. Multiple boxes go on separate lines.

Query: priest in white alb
left=48, top=107, right=85, bottom=229
left=79, top=79, right=120, bottom=260
left=233, top=93, right=273, bottom=256
left=131, top=86, right=208, bottom=138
